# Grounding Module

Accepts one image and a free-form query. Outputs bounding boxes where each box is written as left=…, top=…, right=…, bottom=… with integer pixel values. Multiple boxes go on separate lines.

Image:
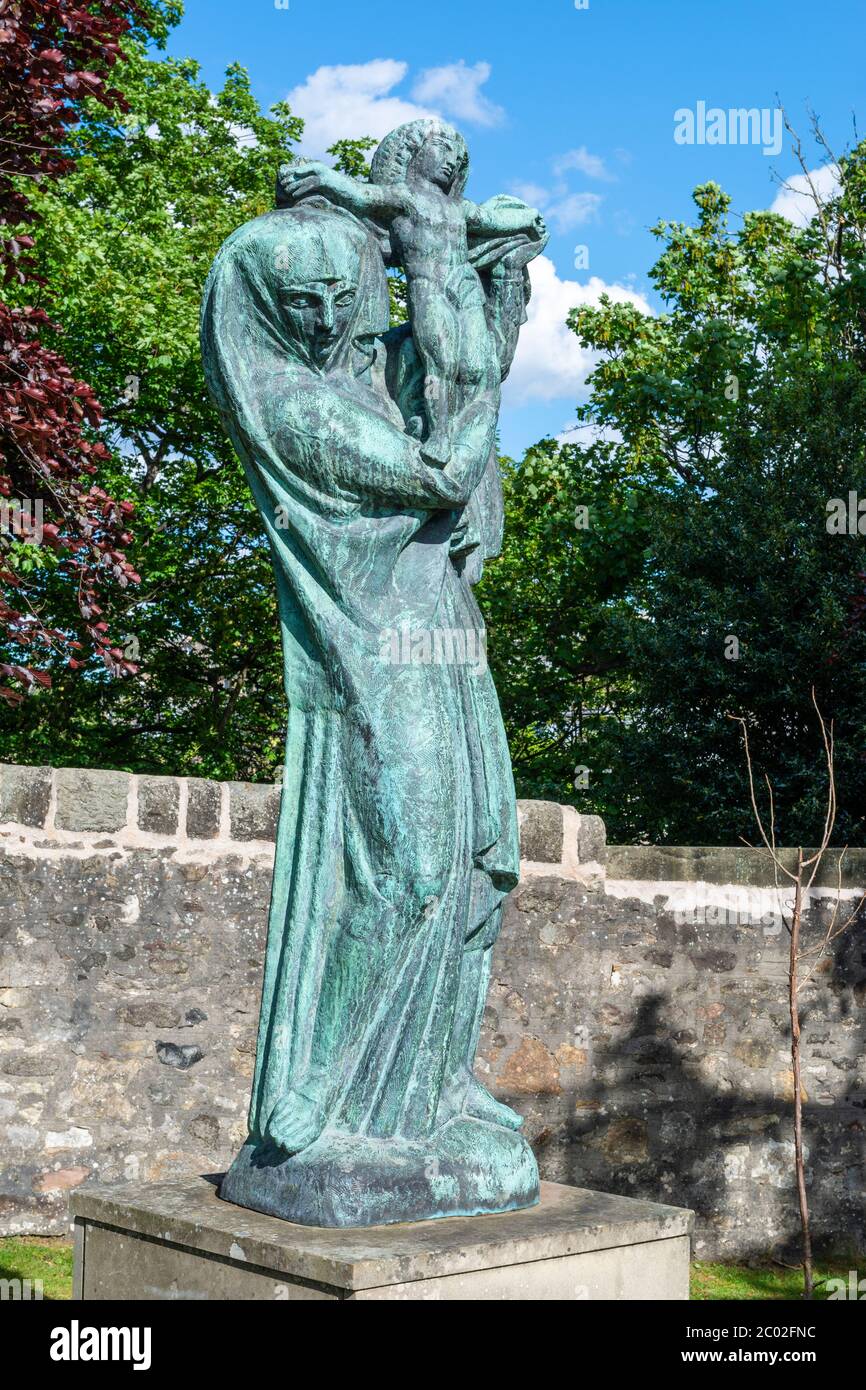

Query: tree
left=0, top=0, right=176, bottom=705
left=476, top=436, right=649, bottom=803
left=486, top=144, right=866, bottom=843
left=1, top=33, right=304, bottom=775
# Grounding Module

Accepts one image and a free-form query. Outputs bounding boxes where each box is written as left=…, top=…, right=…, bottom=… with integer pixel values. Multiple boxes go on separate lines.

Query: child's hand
left=277, top=161, right=334, bottom=206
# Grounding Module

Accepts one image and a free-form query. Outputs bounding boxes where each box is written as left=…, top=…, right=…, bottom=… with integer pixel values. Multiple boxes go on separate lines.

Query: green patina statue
left=201, top=118, right=548, bottom=1227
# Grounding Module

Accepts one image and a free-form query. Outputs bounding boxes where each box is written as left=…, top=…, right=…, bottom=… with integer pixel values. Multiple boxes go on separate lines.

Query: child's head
left=371, top=119, right=469, bottom=196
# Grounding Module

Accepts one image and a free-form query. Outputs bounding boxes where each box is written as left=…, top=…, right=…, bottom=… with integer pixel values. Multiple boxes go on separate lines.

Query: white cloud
left=510, top=181, right=550, bottom=208
left=510, top=183, right=603, bottom=232
left=287, top=60, right=436, bottom=155
left=545, top=191, right=603, bottom=232
left=510, top=147, right=613, bottom=233
left=770, top=163, right=840, bottom=227
left=288, top=58, right=504, bottom=157
left=553, top=146, right=615, bottom=182
left=411, top=61, right=504, bottom=128
left=503, top=256, right=652, bottom=406
left=509, top=182, right=602, bottom=232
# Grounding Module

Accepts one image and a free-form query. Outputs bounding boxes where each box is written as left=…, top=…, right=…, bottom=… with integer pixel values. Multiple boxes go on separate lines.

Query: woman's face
left=280, top=278, right=358, bottom=366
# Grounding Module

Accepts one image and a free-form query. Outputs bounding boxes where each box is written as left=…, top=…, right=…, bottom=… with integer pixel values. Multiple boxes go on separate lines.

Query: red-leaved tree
left=0, top=0, right=169, bottom=705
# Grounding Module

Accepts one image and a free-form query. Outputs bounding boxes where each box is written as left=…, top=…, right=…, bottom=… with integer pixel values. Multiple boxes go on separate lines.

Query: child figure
left=277, top=119, right=546, bottom=467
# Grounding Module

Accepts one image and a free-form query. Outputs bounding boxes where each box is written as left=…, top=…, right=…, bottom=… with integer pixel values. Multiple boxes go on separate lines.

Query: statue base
left=219, top=1117, right=539, bottom=1227
left=70, top=1177, right=693, bottom=1301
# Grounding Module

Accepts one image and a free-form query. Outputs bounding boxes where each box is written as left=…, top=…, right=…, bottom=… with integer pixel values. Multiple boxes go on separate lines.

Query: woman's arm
left=273, top=374, right=495, bottom=510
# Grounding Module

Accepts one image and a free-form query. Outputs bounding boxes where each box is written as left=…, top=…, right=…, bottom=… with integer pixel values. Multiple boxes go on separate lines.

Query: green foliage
left=328, top=136, right=376, bottom=178
left=1, top=42, right=304, bottom=777
left=485, top=155, right=866, bottom=844
left=0, top=0, right=182, bottom=705
left=478, top=437, right=649, bottom=803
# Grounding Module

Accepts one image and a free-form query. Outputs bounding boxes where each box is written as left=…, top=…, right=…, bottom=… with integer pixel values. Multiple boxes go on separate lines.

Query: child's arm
left=277, top=162, right=408, bottom=223
left=463, top=194, right=547, bottom=242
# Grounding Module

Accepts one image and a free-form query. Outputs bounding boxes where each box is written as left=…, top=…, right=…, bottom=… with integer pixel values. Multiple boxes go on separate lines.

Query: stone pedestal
left=71, top=1177, right=693, bottom=1301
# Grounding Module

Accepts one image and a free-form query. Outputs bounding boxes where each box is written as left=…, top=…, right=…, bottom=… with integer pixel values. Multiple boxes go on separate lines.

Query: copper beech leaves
left=0, top=0, right=173, bottom=703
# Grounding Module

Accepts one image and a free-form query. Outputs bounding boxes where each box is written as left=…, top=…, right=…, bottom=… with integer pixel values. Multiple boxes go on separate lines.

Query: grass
left=0, top=1238, right=855, bottom=1302
left=0, top=1236, right=74, bottom=1301
left=691, top=1259, right=854, bottom=1301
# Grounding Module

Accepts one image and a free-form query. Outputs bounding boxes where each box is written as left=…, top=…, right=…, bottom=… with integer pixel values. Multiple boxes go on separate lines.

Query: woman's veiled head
left=272, top=211, right=372, bottom=369
left=201, top=205, right=390, bottom=423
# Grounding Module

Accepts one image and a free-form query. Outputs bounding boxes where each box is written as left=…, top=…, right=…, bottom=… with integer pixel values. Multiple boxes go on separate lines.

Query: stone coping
left=608, top=843, right=866, bottom=890
left=0, top=763, right=604, bottom=876
left=0, top=761, right=279, bottom=851
left=9, top=761, right=859, bottom=888
left=70, top=1177, right=693, bottom=1292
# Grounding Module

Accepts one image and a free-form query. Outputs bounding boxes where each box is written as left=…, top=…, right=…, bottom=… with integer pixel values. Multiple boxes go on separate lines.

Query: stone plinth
left=71, top=1178, right=692, bottom=1301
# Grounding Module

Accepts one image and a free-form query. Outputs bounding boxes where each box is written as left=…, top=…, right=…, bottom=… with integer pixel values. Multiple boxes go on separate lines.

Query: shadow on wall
left=489, top=893, right=866, bottom=1263
left=565, top=990, right=863, bottom=1262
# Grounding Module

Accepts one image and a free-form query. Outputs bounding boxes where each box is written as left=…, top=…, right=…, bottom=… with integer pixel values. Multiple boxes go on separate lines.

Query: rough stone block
left=186, top=779, right=222, bottom=840
left=137, top=776, right=180, bottom=836
left=54, top=767, right=130, bottom=834
left=0, top=763, right=52, bottom=828
left=578, top=813, right=606, bottom=865
left=228, top=782, right=281, bottom=842
left=517, top=800, right=563, bottom=863
left=155, top=1041, right=204, bottom=1070
left=116, top=1002, right=182, bottom=1029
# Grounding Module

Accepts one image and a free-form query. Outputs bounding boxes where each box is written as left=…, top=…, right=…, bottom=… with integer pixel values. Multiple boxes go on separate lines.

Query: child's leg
left=408, top=278, right=460, bottom=465
left=457, top=301, right=500, bottom=396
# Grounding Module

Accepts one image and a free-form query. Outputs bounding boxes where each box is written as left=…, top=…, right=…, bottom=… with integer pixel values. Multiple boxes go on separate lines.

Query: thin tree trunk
left=790, top=851, right=813, bottom=1298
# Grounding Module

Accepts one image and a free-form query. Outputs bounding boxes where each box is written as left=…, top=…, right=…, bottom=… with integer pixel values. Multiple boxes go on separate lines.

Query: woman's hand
left=530, top=211, right=548, bottom=243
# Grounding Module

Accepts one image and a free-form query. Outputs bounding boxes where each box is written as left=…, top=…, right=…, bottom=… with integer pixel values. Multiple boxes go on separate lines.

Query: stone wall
left=1, top=762, right=864, bottom=1259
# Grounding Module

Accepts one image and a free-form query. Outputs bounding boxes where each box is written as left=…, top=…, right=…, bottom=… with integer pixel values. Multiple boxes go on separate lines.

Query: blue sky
left=167, top=0, right=864, bottom=457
